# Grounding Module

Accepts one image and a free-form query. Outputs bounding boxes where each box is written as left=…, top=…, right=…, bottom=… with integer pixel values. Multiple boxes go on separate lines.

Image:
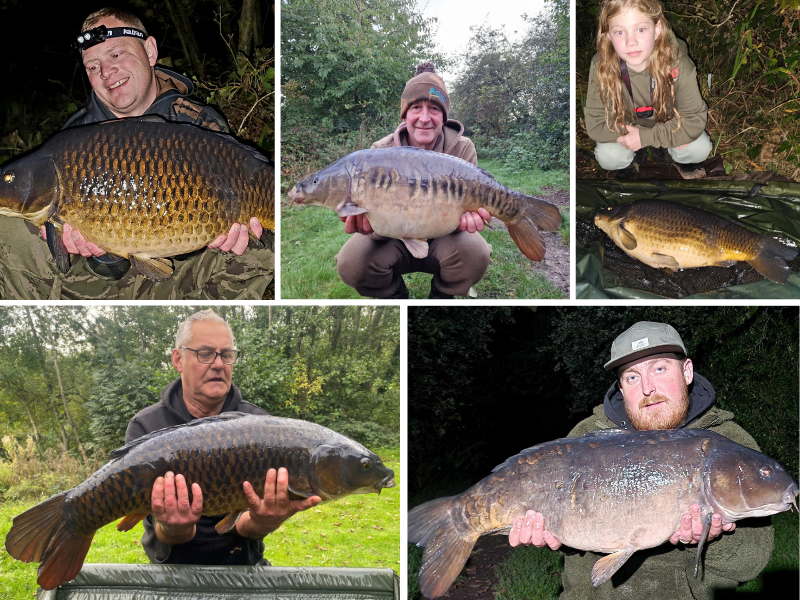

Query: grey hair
left=175, top=309, right=236, bottom=350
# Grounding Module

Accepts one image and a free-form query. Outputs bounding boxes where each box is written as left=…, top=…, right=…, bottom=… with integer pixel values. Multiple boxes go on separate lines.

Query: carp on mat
left=0, top=117, right=275, bottom=281
left=409, top=428, right=798, bottom=598
left=594, top=200, right=798, bottom=284
left=288, top=147, right=562, bottom=261
left=5, top=412, right=395, bottom=590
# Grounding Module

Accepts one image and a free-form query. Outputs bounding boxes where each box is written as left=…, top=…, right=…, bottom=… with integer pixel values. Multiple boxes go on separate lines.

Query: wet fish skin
left=288, top=147, right=561, bottom=261
left=408, top=428, right=798, bottom=599
left=594, top=199, right=798, bottom=284
left=5, top=412, right=395, bottom=590
left=0, top=117, right=275, bottom=281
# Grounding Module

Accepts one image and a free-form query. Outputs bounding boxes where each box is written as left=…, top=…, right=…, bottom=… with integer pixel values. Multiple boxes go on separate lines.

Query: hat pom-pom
left=415, top=62, right=437, bottom=76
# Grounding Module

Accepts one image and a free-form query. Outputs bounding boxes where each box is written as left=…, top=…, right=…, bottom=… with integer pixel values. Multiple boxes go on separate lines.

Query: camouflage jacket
left=0, top=68, right=274, bottom=300
left=560, top=383, right=774, bottom=600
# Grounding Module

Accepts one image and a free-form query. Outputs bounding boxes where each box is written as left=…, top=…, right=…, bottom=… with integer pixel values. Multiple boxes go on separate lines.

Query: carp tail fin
left=750, top=237, right=798, bottom=284
left=507, top=200, right=562, bottom=262
left=409, top=496, right=479, bottom=599
left=5, top=490, right=93, bottom=590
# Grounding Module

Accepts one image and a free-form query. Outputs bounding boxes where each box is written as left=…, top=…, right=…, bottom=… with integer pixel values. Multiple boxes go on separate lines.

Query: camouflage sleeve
left=171, top=97, right=231, bottom=133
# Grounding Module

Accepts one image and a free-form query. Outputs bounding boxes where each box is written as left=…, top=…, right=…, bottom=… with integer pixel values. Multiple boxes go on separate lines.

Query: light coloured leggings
left=594, top=131, right=712, bottom=170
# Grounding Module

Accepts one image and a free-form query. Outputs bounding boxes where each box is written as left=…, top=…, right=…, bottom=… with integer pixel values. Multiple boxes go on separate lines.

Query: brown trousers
left=335, top=232, right=492, bottom=298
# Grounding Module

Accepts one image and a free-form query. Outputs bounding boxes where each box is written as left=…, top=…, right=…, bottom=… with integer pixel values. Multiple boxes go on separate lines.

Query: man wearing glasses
left=124, top=309, right=320, bottom=565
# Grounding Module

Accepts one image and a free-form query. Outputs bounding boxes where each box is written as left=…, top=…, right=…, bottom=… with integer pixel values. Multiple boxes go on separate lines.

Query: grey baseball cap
left=604, top=321, right=687, bottom=371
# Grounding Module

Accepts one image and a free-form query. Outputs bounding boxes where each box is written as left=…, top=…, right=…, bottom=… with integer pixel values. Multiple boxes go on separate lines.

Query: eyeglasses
left=180, top=346, right=240, bottom=364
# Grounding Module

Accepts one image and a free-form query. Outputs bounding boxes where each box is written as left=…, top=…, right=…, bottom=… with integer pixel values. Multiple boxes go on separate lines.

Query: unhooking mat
left=37, top=565, right=400, bottom=600
left=576, top=178, right=800, bottom=299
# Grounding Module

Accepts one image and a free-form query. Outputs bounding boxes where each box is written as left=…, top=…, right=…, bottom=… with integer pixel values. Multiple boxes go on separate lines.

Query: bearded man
left=509, top=321, right=775, bottom=599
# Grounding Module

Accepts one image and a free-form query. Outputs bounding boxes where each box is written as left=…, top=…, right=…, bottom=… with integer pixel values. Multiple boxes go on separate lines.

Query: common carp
left=594, top=200, right=798, bottom=284
left=287, top=147, right=561, bottom=261
left=5, top=412, right=395, bottom=590
left=409, top=428, right=798, bottom=598
left=0, top=117, right=275, bottom=281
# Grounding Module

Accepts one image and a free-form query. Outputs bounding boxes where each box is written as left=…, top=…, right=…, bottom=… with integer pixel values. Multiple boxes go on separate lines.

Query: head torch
left=73, top=25, right=146, bottom=52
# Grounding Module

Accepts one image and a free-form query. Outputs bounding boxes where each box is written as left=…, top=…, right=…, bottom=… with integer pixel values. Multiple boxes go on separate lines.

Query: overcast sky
left=415, top=0, right=548, bottom=82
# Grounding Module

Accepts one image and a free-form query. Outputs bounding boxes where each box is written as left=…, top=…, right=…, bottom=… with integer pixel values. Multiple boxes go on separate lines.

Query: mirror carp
left=594, top=200, right=798, bottom=283
left=409, top=428, right=798, bottom=598
left=0, top=117, right=275, bottom=281
left=288, top=147, right=562, bottom=261
left=5, top=412, right=395, bottom=590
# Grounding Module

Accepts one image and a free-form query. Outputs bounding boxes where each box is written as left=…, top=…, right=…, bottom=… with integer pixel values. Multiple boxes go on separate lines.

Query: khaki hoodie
left=584, top=39, right=708, bottom=149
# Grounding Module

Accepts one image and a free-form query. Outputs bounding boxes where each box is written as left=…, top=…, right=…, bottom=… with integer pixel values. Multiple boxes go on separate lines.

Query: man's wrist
left=236, top=512, right=281, bottom=539
left=155, top=521, right=196, bottom=545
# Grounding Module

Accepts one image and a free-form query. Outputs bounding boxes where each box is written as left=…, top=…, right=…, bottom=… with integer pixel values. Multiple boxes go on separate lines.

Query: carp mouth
left=375, top=473, right=396, bottom=495
left=287, top=186, right=306, bottom=205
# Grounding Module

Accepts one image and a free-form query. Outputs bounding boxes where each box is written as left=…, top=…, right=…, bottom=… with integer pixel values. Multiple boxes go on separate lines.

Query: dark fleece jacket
left=124, top=378, right=268, bottom=565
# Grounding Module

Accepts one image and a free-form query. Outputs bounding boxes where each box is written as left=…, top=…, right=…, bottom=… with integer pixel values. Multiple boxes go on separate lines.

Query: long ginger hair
left=595, top=0, right=680, bottom=135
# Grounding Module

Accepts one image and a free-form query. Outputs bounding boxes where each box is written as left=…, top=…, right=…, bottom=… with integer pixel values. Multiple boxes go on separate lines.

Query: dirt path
left=443, top=535, right=514, bottom=600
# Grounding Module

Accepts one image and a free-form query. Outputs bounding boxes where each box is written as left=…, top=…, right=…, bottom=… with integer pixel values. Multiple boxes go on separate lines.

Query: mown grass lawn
left=0, top=447, right=399, bottom=600
left=281, top=164, right=568, bottom=299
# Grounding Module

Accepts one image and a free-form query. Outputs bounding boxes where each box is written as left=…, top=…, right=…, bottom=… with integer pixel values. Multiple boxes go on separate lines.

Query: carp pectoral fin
left=591, top=547, right=635, bottom=587
left=215, top=510, right=245, bottom=535
left=617, top=224, right=637, bottom=250
left=247, top=230, right=265, bottom=250
left=130, top=255, right=174, bottom=282
left=402, top=239, right=429, bottom=259
left=287, top=484, right=313, bottom=500
left=694, top=513, right=713, bottom=578
left=116, top=513, right=148, bottom=532
left=652, top=253, right=680, bottom=270
left=45, top=221, right=71, bottom=274
left=336, top=203, right=370, bottom=218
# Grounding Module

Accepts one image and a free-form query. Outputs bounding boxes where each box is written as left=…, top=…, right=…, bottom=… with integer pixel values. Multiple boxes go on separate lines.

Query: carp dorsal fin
left=402, top=239, right=429, bottom=259
left=108, top=412, right=252, bottom=460
left=617, top=223, right=638, bottom=250
left=580, top=428, right=628, bottom=437
left=45, top=221, right=71, bottom=274
left=216, top=510, right=245, bottom=534
left=591, top=547, right=635, bottom=586
left=130, top=255, right=174, bottom=282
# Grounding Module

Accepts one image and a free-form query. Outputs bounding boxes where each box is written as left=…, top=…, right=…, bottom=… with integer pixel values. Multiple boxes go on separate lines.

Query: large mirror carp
left=288, top=147, right=562, bottom=261
left=594, top=199, right=798, bottom=283
left=5, top=412, right=395, bottom=590
left=409, top=428, right=798, bottom=598
left=0, top=117, right=275, bottom=281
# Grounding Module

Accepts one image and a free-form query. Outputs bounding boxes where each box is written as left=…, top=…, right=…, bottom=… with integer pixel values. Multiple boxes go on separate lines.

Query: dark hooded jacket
left=561, top=373, right=774, bottom=600
left=124, top=378, right=268, bottom=565
left=63, top=66, right=229, bottom=132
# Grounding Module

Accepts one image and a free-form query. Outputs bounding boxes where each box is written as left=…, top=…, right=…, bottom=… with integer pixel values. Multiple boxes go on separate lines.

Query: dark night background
left=0, top=0, right=274, bottom=158
left=408, top=306, right=799, bottom=505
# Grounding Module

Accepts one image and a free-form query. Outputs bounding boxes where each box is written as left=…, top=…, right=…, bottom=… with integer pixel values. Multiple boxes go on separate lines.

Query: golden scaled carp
left=5, top=412, right=395, bottom=590
left=0, top=117, right=275, bottom=281
left=287, top=147, right=562, bottom=261
left=409, top=429, right=798, bottom=599
left=594, top=199, right=798, bottom=284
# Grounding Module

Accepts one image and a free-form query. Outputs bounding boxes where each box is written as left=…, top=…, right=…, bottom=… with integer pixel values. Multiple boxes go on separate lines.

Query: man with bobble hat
left=335, top=63, right=493, bottom=299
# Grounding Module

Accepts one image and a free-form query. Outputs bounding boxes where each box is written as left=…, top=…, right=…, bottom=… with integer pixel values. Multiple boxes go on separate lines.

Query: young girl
left=584, top=0, right=711, bottom=179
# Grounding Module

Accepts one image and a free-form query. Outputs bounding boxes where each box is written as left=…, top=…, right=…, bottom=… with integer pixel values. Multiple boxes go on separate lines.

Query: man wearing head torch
left=0, top=7, right=269, bottom=299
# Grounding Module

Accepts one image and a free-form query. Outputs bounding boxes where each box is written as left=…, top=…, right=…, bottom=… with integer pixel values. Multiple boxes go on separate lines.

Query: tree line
left=0, top=306, right=400, bottom=468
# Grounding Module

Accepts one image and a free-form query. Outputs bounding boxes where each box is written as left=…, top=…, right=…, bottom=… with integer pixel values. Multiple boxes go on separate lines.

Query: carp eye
left=313, top=178, right=318, bottom=184
left=3, top=172, right=14, bottom=183
left=360, top=458, right=372, bottom=470
left=759, top=466, right=772, bottom=477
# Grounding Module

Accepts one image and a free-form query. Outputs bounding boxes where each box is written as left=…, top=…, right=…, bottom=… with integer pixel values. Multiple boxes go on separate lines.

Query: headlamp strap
left=74, top=25, right=146, bottom=51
